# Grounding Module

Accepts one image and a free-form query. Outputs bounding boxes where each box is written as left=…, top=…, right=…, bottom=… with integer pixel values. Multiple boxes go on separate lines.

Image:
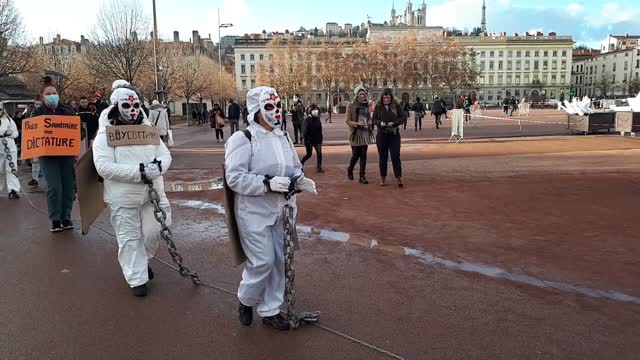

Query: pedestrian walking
left=225, top=86, right=317, bottom=330
left=300, top=104, right=324, bottom=173
left=0, top=102, right=20, bottom=199
left=227, top=98, right=241, bottom=134
left=502, top=97, right=510, bottom=115
left=402, top=99, right=411, bottom=130
left=192, top=108, right=199, bottom=125
left=372, top=88, right=404, bottom=187
left=509, top=96, right=518, bottom=116
left=346, top=86, right=374, bottom=184
left=412, top=97, right=426, bottom=131
left=463, top=95, right=472, bottom=123
left=149, top=100, right=170, bottom=144
left=281, top=108, right=288, bottom=132
left=93, top=86, right=172, bottom=297
left=431, top=95, right=446, bottom=129
left=211, top=104, right=225, bottom=142
left=30, top=76, right=78, bottom=232
left=291, top=100, right=304, bottom=144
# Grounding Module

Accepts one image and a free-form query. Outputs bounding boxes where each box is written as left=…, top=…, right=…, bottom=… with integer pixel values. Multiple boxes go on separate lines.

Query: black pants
left=348, top=145, right=368, bottom=178
left=503, top=106, right=509, bottom=114
left=376, top=132, right=402, bottom=178
left=434, top=114, right=443, bottom=128
left=293, top=123, right=301, bottom=143
left=215, top=129, right=224, bottom=141
left=301, top=143, right=322, bottom=169
left=415, top=115, right=423, bottom=130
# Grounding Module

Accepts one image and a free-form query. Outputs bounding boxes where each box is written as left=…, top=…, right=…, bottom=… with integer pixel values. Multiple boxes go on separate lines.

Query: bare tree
left=627, top=77, right=640, bottom=96
left=594, top=72, right=617, bottom=98
left=433, top=40, right=479, bottom=108
left=313, top=42, right=348, bottom=120
left=256, top=37, right=312, bottom=104
left=0, top=0, right=33, bottom=77
left=84, top=0, right=152, bottom=85
left=345, top=41, right=385, bottom=90
left=174, top=54, right=215, bottom=125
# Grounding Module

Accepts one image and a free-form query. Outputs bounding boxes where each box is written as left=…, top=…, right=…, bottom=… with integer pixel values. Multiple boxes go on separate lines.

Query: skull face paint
left=259, top=90, right=282, bottom=128
left=117, top=93, right=142, bottom=124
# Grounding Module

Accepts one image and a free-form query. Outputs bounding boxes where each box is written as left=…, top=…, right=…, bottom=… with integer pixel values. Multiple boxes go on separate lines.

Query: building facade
left=390, top=1, right=428, bottom=27
left=572, top=46, right=640, bottom=98
left=601, top=34, right=640, bottom=54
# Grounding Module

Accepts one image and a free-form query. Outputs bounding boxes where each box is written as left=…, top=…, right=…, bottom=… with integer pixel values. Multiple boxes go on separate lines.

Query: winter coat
left=227, top=102, right=241, bottom=120
left=303, top=115, right=323, bottom=145
left=431, top=99, right=446, bottom=115
left=346, top=101, right=374, bottom=146
left=77, top=107, right=99, bottom=141
left=412, top=101, right=426, bottom=116
left=93, top=113, right=172, bottom=208
left=149, top=104, right=170, bottom=136
left=372, top=101, right=405, bottom=135
left=0, top=114, right=19, bottom=152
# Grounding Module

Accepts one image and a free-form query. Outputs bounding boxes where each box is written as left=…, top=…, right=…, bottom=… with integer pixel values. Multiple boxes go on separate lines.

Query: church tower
left=407, top=0, right=415, bottom=26
left=480, top=0, right=487, bottom=33
left=391, top=1, right=397, bottom=26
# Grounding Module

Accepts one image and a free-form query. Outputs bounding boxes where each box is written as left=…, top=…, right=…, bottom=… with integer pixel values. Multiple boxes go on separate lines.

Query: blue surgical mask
left=44, top=94, right=59, bottom=108
left=383, top=100, right=391, bottom=105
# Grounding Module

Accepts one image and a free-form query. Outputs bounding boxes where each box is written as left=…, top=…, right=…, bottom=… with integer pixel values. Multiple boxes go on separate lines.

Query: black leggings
left=376, top=133, right=402, bottom=178
left=348, top=145, right=368, bottom=178
left=301, top=143, right=322, bottom=169
left=215, top=129, right=224, bottom=140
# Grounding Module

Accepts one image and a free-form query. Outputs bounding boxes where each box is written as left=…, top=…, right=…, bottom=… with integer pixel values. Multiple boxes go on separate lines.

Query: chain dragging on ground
left=2, top=138, right=18, bottom=177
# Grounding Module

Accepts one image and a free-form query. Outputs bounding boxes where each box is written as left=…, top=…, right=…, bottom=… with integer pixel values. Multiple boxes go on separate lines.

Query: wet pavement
left=3, top=122, right=640, bottom=359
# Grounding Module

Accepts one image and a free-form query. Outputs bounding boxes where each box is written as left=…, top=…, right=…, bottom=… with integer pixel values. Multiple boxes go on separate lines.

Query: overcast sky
left=16, top=0, right=640, bottom=47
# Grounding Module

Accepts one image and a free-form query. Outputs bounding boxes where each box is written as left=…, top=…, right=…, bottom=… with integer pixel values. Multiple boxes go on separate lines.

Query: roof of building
left=0, top=77, right=36, bottom=101
left=610, top=34, right=640, bottom=39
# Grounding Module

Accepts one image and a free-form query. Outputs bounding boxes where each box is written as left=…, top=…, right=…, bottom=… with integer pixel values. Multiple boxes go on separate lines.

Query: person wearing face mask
left=225, top=86, right=317, bottom=330
left=0, top=102, right=20, bottom=199
left=30, top=76, right=78, bottom=232
left=346, top=86, right=374, bottom=184
left=300, top=104, right=324, bottom=173
left=372, top=88, right=405, bottom=187
left=93, top=86, right=172, bottom=297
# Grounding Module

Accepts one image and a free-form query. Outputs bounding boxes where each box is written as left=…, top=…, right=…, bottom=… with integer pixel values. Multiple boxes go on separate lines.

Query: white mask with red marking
left=115, top=89, right=142, bottom=124
left=259, top=89, right=282, bottom=129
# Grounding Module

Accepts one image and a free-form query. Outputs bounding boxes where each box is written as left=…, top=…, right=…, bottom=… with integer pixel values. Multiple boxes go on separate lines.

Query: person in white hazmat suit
left=0, top=102, right=20, bottom=199
left=225, top=87, right=317, bottom=330
left=93, top=87, right=172, bottom=297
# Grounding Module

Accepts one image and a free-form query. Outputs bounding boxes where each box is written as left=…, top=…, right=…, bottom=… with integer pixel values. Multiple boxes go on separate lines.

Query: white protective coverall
left=225, top=90, right=304, bottom=318
left=93, top=89, right=172, bottom=288
left=0, top=113, right=20, bottom=194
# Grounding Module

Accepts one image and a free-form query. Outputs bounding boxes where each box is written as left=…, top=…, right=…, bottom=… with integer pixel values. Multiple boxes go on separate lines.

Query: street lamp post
left=152, top=0, right=160, bottom=101
left=217, top=8, right=233, bottom=78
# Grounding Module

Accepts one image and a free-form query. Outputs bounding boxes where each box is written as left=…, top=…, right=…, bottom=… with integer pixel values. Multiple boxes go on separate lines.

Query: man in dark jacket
left=300, top=104, right=324, bottom=173
left=227, top=98, right=241, bottom=134
left=93, top=92, right=109, bottom=118
left=412, top=97, right=426, bottom=131
left=77, top=96, right=99, bottom=143
left=431, top=96, right=446, bottom=129
left=502, top=97, right=510, bottom=114
left=291, top=100, right=304, bottom=144
left=463, top=95, right=472, bottom=123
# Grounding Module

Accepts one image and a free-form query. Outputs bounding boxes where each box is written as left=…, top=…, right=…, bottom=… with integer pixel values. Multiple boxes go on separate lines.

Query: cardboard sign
left=21, top=115, right=81, bottom=159
left=106, top=125, right=160, bottom=147
left=74, top=148, right=106, bottom=235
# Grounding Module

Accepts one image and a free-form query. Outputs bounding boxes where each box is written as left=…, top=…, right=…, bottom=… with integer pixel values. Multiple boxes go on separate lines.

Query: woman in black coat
left=300, top=104, right=324, bottom=173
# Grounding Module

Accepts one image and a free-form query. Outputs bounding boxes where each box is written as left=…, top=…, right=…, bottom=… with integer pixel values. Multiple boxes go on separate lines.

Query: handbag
left=216, top=115, right=225, bottom=127
left=167, top=129, right=174, bottom=147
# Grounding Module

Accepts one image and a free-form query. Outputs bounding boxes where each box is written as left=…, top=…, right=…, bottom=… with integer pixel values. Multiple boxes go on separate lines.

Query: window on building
left=241, top=65, right=246, bottom=74
left=490, top=51, right=495, bottom=57
left=543, top=51, right=548, bottom=57
left=602, top=64, right=606, bottom=72
left=506, top=75, right=512, bottom=84
left=479, top=76, right=485, bottom=84
left=524, top=74, right=530, bottom=83
left=240, top=54, right=245, bottom=61
left=551, top=75, right=556, bottom=84
left=480, top=61, right=486, bottom=70
left=515, top=89, right=520, bottom=97
left=497, top=90, right=502, bottom=101
left=508, top=51, right=513, bottom=57
left=241, top=79, right=247, bottom=89
left=612, top=75, right=616, bottom=82
left=534, top=60, right=539, bottom=70
left=487, top=91, right=493, bottom=101
left=624, top=73, right=628, bottom=82
left=613, top=63, right=617, bottom=72
left=251, top=79, right=256, bottom=88
left=250, top=54, right=255, bottom=61
left=552, top=60, right=557, bottom=70
left=498, top=75, right=503, bottom=84
left=516, top=50, right=521, bottom=57
left=516, top=60, right=521, bottom=70
left=316, top=93, right=322, bottom=102
left=543, top=60, right=548, bottom=70
left=250, top=64, right=255, bottom=73
left=498, top=61, right=503, bottom=70
left=562, top=60, right=567, bottom=70
left=260, top=54, right=264, bottom=61
left=525, top=50, right=530, bottom=57
left=489, top=61, right=494, bottom=70
left=624, top=61, right=628, bottom=70
left=524, top=60, right=530, bottom=70
left=552, top=50, right=557, bottom=57
left=507, top=61, right=512, bottom=70
left=515, top=75, right=521, bottom=84
left=625, top=52, right=629, bottom=57
left=481, top=51, right=486, bottom=57
left=499, top=51, right=504, bottom=57
left=488, top=75, right=494, bottom=84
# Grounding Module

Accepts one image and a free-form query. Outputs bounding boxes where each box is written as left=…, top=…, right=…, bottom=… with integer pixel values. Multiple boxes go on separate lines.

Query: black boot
left=148, top=266, right=155, bottom=281
left=132, top=284, right=148, bottom=297
left=239, top=303, right=253, bottom=326
left=61, top=220, right=74, bottom=230
left=347, top=167, right=354, bottom=181
left=262, top=313, right=290, bottom=330
left=8, top=190, right=19, bottom=199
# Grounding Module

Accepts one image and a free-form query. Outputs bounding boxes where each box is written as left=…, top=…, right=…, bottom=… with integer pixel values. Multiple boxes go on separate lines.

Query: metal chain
left=2, top=138, right=18, bottom=177
left=147, top=181, right=201, bottom=285
left=283, top=204, right=320, bottom=329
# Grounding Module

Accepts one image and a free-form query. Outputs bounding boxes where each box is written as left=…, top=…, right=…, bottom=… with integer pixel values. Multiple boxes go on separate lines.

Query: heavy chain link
left=283, top=204, right=320, bottom=329
left=147, top=181, right=201, bottom=285
left=2, top=138, right=18, bottom=177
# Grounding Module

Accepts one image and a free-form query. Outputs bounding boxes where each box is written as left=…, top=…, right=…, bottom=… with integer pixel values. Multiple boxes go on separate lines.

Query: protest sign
left=74, top=149, right=105, bottom=235
left=21, top=115, right=81, bottom=159
left=106, top=125, right=160, bottom=147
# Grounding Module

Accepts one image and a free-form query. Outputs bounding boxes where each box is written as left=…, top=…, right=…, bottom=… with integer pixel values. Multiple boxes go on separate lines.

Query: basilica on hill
left=390, top=1, right=428, bottom=27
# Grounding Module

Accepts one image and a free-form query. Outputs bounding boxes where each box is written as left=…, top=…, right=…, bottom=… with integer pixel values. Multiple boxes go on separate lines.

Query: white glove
left=144, top=163, right=162, bottom=180
left=388, top=122, right=395, bottom=127
left=296, top=175, right=317, bottom=194
left=4, top=129, right=13, bottom=136
left=268, top=176, right=291, bottom=193
left=380, top=122, right=387, bottom=127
